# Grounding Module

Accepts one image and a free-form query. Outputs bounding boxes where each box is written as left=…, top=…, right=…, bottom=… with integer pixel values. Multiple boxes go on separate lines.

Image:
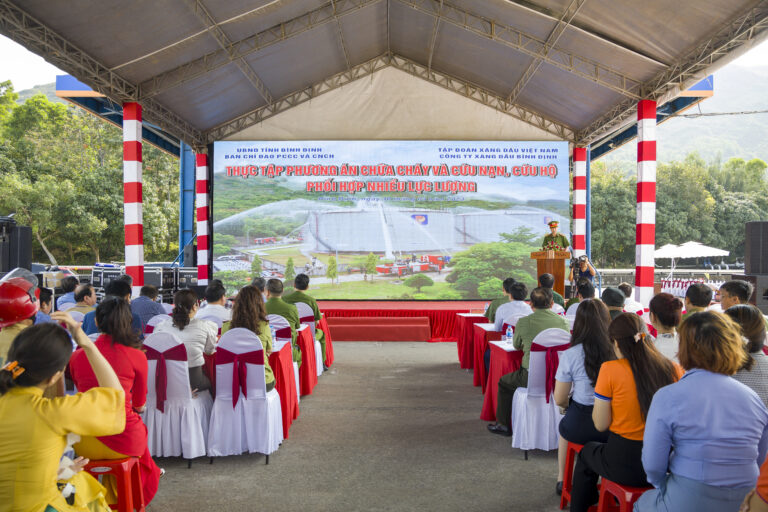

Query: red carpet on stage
left=318, top=301, right=487, bottom=342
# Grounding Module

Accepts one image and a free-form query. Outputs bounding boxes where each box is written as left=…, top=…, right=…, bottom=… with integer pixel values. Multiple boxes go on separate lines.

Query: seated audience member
left=130, top=285, right=167, bottom=329
left=155, top=289, right=217, bottom=392
left=554, top=299, right=615, bottom=495
left=252, top=277, right=267, bottom=302
left=601, top=287, right=625, bottom=320
left=568, top=255, right=596, bottom=284
left=0, top=316, right=125, bottom=512
left=725, top=304, right=768, bottom=407
left=636, top=312, right=768, bottom=511
left=0, top=273, right=39, bottom=364
left=648, top=293, right=683, bottom=362
left=618, top=282, right=644, bottom=315
left=566, top=280, right=595, bottom=317
left=720, top=279, right=754, bottom=309
left=265, top=278, right=302, bottom=365
left=284, top=274, right=326, bottom=363
left=487, top=287, right=569, bottom=437
left=68, top=284, right=97, bottom=315
left=484, top=278, right=513, bottom=323
left=539, top=273, right=565, bottom=308
left=494, top=282, right=532, bottom=332
left=35, top=288, right=54, bottom=324
left=226, top=285, right=275, bottom=391
left=198, top=284, right=232, bottom=323
left=569, top=313, right=682, bottom=512
left=56, top=275, right=79, bottom=310
left=82, top=280, right=143, bottom=338
left=682, top=282, right=713, bottom=320
left=69, top=298, right=161, bottom=505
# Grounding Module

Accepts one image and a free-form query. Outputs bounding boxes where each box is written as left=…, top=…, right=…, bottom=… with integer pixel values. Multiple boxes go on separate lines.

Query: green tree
left=404, top=273, right=434, bottom=292
left=0, top=81, right=17, bottom=124
left=365, top=252, right=378, bottom=282
left=590, top=162, right=636, bottom=267
left=284, top=257, right=296, bottom=283
left=446, top=242, right=535, bottom=298
left=251, top=254, right=262, bottom=277
left=213, top=244, right=231, bottom=256
left=326, top=256, right=338, bottom=284
left=500, top=226, right=540, bottom=245
left=477, top=277, right=505, bottom=299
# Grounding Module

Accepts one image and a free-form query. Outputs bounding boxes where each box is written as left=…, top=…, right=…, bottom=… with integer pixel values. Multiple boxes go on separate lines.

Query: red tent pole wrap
left=572, top=147, right=587, bottom=258
left=635, top=100, right=657, bottom=307
left=196, top=153, right=210, bottom=285
left=123, top=102, right=144, bottom=297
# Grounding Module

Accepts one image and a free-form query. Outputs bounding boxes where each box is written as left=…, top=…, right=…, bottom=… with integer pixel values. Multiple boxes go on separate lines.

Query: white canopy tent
left=654, top=241, right=730, bottom=277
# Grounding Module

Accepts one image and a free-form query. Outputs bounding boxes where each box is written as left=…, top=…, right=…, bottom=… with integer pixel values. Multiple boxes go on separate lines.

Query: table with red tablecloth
left=317, top=315, right=335, bottom=367
left=269, top=340, right=300, bottom=438
left=297, top=326, right=318, bottom=396
left=480, top=340, right=524, bottom=421
left=322, top=307, right=468, bottom=342
left=454, top=313, right=487, bottom=369
left=472, top=323, right=503, bottom=391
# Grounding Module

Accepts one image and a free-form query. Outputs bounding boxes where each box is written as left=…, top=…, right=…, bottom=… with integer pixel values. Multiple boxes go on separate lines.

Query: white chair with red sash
left=144, top=314, right=169, bottom=335
left=161, top=303, right=173, bottom=314
left=295, top=302, right=323, bottom=377
left=510, top=327, right=571, bottom=457
left=207, top=328, right=283, bottom=461
left=68, top=310, right=86, bottom=324
left=499, top=314, right=526, bottom=337
left=195, top=313, right=223, bottom=336
left=142, top=331, right=212, bottom=463
left=268, top=313, right=300, bottom=402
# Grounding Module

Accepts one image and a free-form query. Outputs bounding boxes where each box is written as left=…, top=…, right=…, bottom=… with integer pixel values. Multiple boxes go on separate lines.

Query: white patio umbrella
left=654, top=244, right=682, bottom=278
left=652, top=242, right=729, bottom=278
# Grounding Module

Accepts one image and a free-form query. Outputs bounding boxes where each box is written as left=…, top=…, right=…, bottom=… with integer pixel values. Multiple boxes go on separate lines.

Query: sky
left=0, top=33, right=767, bottom=91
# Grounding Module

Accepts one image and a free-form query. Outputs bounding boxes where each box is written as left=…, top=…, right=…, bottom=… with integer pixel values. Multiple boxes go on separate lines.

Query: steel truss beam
left=578, top=4, right=768, bottom=145
left=140, top=0, right=382, bottom=99
left=204, top=54, right=391, bottom=143
left=203, top=53, right=575, bottom=143
left=184, top=0, right=273, bottom=103
left=388, top=54, right=574, bottom=141
left=330, top=0, right=353, bottom=69
left=395, top=0, right=641, bottom=99
left=426, top=0, right=443, bottom=72
left=507, top=0, right=586, bottom=103
left=0, top=0, right=204, bottom=146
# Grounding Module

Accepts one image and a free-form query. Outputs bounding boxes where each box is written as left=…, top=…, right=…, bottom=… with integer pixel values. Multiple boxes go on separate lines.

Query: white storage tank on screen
left=455, top=207, right=569, bottom=244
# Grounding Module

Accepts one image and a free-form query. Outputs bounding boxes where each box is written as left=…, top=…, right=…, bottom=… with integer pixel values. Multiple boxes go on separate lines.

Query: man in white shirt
left=197, top=284, right=232, bottom=323
left=565, top=280, right=595, bottom=318
left=618, top=281, right=644, bottom=314
left=494, top=282, right=533, bottom=331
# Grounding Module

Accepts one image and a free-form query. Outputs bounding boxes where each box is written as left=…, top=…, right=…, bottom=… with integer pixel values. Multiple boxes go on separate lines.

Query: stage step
left=326, top=316, right=431, bottom=342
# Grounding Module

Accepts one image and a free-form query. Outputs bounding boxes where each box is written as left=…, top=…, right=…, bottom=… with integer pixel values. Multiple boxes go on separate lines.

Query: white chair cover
left=269, top=314, right=300, bottom=403
left=510, top=328, right=571, bottom=452
left=145, top=314, right=170, bottom=334
left=87, top=333, right=100, bottom=341
left=59, top=302, right=76, bottom=311
left=551, top=303, right=565, bottom=315
left=294, top=303, right=323, bottom=377
left=207, top=328, right=283, bottom=457
left=68, top=311, right=85, bottom=324
left=142, top=332, right=212, bottom=460
left=162, top=303, right=173, bottom=314
left=196, top=313, right=223, bottom=330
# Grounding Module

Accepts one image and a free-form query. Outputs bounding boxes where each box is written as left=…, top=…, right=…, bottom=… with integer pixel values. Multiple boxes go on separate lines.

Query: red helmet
left=0, top=268, right=40, bottom=329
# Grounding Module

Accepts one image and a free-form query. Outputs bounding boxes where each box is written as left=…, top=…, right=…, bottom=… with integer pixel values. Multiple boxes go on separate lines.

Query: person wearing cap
left=542, top=220, right=570, bottom=251
left=0, top=269, right=40, bottom=365
left=601, top=287, right=626, bottom=320
left=569, top=255, right=596, bottom=284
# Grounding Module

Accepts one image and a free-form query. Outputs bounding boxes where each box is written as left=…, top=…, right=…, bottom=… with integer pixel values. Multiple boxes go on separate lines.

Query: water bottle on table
left=505, top=325, right=513, bottom=342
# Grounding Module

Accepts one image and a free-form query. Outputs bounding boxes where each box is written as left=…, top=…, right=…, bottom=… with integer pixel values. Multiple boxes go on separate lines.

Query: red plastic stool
left=560, top=442, right=584, bottom=509
left=84, top=457, right=145, bottom=512
left=596, top=478, right=651, bottom=512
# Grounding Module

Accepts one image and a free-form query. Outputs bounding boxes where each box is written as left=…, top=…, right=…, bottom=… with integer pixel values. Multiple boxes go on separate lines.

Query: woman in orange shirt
left=569, top=313, right=681, bottom=512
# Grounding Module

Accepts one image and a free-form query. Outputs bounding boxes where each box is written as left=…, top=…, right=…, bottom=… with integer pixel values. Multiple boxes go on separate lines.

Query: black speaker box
left=745, top=222, right=768, bottom=275
left=9, top=225, right=32, bottom=270
left=183, top=244, right=197, bottom=267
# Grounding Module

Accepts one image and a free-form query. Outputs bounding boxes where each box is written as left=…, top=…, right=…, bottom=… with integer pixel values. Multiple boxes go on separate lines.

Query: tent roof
left=1, top=0, right=766, bottom=149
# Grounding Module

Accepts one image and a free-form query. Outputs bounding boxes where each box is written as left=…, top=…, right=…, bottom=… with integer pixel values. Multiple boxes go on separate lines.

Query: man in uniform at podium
left=542, top=220, right=570, bottom=251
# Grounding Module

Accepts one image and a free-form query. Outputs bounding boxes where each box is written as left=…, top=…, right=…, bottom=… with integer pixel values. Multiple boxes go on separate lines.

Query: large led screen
left=212, top=140, right=569, bottom=300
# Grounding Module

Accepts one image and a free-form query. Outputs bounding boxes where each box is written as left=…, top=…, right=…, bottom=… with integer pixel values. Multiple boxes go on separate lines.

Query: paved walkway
left=148, top=343, right=562, bottom=511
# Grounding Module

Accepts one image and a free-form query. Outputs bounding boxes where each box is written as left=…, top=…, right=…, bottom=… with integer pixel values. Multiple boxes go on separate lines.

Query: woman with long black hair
left=569, top=313, right=682, bottom=512
left=554, top=299, right=616, bottom=494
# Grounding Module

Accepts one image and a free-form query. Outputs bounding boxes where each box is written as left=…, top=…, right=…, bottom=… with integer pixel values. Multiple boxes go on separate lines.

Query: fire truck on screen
left=375, top=255, right=448, bottom=276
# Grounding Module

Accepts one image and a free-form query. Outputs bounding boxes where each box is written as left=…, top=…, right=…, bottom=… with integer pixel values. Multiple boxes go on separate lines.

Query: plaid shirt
left=130, top=296, right=167, bottom=329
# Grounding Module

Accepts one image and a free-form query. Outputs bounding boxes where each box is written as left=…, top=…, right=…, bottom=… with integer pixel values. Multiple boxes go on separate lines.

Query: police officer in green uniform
left=283, top=273, right=327, bottom=369
left=265, top=278, right=302, bottom=366
left=542, top=220, right=570, bottom=251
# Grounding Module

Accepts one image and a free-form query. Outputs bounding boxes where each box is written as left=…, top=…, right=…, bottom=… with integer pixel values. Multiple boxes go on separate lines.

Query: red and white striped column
left=572, top=147, right=587, bottom=258
left=635, top=100, right=657, bottom=307
left=123, top=102, right=144, bottom=297
left=195, top=153, right=210, bottom=286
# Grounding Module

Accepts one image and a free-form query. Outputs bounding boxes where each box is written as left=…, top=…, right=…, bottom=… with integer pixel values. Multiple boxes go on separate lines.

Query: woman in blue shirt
left=554, top=299, right=616, bottom=494
left=636, top=311, right=768, bottom=511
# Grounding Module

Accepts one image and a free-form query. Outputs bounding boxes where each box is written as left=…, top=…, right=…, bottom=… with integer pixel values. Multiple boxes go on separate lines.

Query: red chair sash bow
left=145, top=325, right=155, bottom=334
left=530, top=342, right=571, bottom=403
left=145, top=344, right=188, bottom=412
left=274, top=326, right=292, bottom=339
left=501, top=324, right=514, bottom=335
left=215, top=347, right=265, bottom=408
left=299, top=315, right=315, bottom=324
